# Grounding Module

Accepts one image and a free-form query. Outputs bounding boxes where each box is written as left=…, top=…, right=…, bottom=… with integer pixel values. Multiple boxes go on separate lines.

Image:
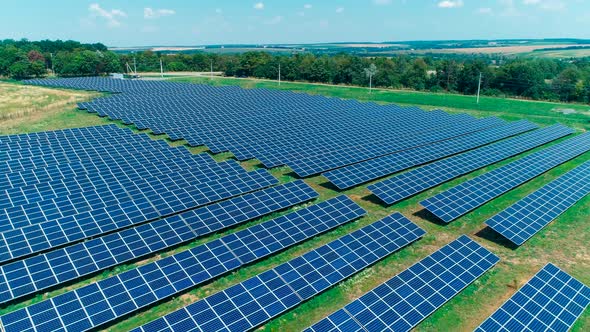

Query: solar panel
left=486, top=160, right=590, bottom=246
left=22, top=78, right=527, bottom=177
left=0, top=169, right=278, bottom=263
left=287, top=117, right=506, bottom=177
left=129, top=212, right=426, bottom=332
left=476, top=263, right=590, bottom=332
left=0, top=180, right=318, bottom=303
left=421, top=132, right=590, bottom=223
left=305, top=235, right=500, bottom=332
left=0, top=195, right=365, bottom=331
left=324, top=120, right=537, bottom=189
left=369, top=124, right=573, bottom=205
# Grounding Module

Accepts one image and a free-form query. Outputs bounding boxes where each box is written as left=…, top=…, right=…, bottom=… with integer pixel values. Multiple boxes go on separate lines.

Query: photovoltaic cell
left=476, top=263, right=590, bottom=332
left=129, top=212, right=426, bottom=332
left=486, top=160, right=590, bottom=246
left=0, top=180, right=318, bottom=304
left=369, top=124, right=573, bottom=205
left=0, top=195, right=364, bottom=332
left=305, top=235, right=500, bottom=332
left=421, top=132, right=590, bottom=223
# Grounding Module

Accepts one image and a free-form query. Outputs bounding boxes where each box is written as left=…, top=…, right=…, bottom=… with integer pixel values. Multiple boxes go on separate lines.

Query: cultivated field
left=0, top=79, right=588, bottom=331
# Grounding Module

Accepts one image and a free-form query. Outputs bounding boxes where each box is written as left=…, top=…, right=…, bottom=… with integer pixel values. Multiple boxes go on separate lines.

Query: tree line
left=2, top=39, right=590, bottom=103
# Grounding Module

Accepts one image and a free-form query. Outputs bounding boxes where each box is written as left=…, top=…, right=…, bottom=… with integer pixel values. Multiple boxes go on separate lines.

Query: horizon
left=1, top=1, right=589, bottom=47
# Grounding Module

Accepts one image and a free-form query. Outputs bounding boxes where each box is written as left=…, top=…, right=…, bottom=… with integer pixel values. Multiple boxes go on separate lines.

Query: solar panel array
left=128, top=212, right=426, bottom=332
left=0, top=195, right=365, bottom=331
left=421, top=132, right=590, bottom=223
left=486, top=160, right=590, bottom=246
left=25, top=77, right=514, bottom=177
left=476, top=263, right=590, bottom=332
left=305, top=235, right=500, bottom=332
left=0, top=180, right=318, bottom=304
left=324, top=119, right=537, bottom=189
left=0, top=125, right=286, bottom=264
left=369, top=124, right=574, bottom=205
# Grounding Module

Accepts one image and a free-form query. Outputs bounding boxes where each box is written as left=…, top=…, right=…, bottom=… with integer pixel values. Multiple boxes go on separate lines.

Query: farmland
left=0, top=78, right=588, bottom=332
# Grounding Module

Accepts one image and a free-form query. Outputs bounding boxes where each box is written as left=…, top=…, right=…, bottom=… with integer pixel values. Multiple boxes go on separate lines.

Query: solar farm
left=0, top=76, right=588, bottom=332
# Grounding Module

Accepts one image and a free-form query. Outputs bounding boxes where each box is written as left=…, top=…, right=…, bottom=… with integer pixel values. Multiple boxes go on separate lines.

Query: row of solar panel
left=323, top=120, right=535, bottom=189
left=420, top=132, right=590, bottom=223
left=0, top=169, right=278, bottom=263
left=306, top=261, right=589, bottom=332
left=0, top=180, right=318, bottom=304
left=23, top=78, right=523, bottom=178
left=0, top=194, right=364, bottom=331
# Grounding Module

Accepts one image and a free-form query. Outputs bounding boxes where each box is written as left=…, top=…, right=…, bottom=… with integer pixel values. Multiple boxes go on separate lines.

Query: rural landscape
left=0, top=1, right=589, bottom=332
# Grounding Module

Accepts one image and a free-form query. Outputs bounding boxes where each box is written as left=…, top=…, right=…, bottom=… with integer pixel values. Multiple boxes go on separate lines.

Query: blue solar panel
left=476, top=263, right=590, bottom=332
left=0, top=195, right=365, bottom=331
left=129, top=212, right=426, bottom=332
left=486, top=160, right=590, bottom=246
left=369, top=124, right=573, bottom=205
left=287, top=117, right=506, bottom=177
left=324, top=120, right=537, bottom=189
left=22, top=78, right=524, bottom=178
left=0, top=180, right=318, bottom=304
left=305, top=235, right=500, bottom=332
left=0, top=169, right=278, bottom=263
left=421, top=132, right=590, bottom=223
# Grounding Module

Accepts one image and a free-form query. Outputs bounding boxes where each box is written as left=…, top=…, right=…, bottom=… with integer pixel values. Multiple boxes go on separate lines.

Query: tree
left=9, top=60, right=31, bottom=79
left=29, top=61, right=46, bottom=77
left=552, top=67, right=581, bottom=102
left=364, top=63, right=377, bottom=93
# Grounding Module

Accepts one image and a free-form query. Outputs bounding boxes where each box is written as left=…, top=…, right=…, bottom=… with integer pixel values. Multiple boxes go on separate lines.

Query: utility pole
left=160, top=58, right=164, bottom=78
left=364, top=63, right=377, bottom=94
left=133, top=54, right=137, bottom=74
left=50, top=53, right=55, bottom=76
left=210, top=59, right=213, bottom=78
left=278, top=61, right=281, bottom=85
left=476, top=72, right=482, bottom=104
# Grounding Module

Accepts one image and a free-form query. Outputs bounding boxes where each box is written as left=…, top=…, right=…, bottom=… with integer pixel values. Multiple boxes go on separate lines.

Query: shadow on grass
left=475, top=226, right=519, bottom=250
left=318, top=180, right=343, bottom=192
left=413, top=208, right=449, bottom=226
left=361, top=193, right=393, bottom=208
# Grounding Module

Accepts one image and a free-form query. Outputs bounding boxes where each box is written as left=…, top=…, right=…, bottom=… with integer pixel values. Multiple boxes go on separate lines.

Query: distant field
left=0, top=79, right=588, bottom=332
left=407, top=44, right=578, bottom=55
left=110, top=39, right=590, bottom=57
left=525, top=48, right=590, bottom=58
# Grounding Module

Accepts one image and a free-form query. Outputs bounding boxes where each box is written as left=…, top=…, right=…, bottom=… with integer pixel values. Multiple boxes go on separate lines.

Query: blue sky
left=1, top=1, right=588, bottom=46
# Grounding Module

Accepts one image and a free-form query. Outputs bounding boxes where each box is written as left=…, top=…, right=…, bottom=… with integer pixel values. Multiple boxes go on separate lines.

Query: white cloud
left=304, top=4, right=312, bottom=9
left=438, top=0, right=464, bottom=8
left=336, top=7, right=344, bottom=13
left=254, top=2, right=264, bottom=10
left=500, top=0, right=521, bottom=16
left=144, top=7, right=175, bottom=19
left=264, top=15, right=283, bottom=24
left=88, top=3, right=126, bottom=27
left=373, top=0, right=392, bottom=5
left=523, top=0, right=565, bottom=11
left=477, top=7, right=493, bottom=14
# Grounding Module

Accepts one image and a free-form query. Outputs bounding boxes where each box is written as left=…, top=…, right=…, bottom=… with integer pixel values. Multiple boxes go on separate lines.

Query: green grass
left=0, top=80, right=588, bottom=332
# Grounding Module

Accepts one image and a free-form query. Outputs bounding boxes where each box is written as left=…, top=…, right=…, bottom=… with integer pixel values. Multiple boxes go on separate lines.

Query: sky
left=1, top=0, right=589, bottom=46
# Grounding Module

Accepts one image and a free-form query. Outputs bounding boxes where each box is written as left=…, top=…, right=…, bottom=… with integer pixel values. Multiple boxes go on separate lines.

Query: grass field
left=524, top=48, right=590, bottom=58
left=0, top=79, right=588, bottom=332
